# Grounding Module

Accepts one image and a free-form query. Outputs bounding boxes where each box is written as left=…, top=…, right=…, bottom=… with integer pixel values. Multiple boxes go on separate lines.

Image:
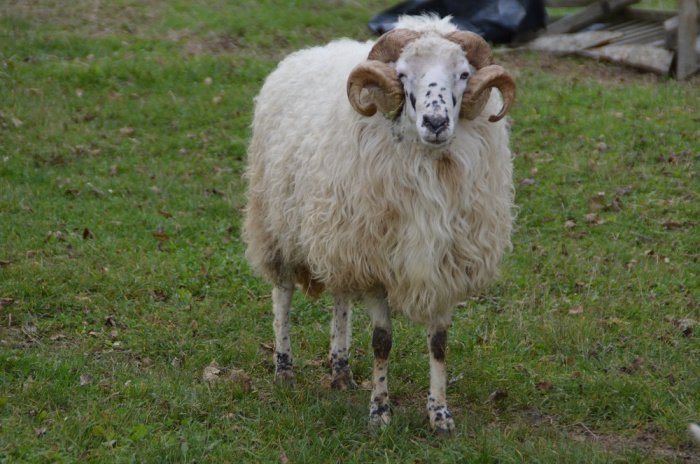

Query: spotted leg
left=272, top=283, right=295, bottom=386
left=427, top=325, right=454, bottom=434
left=329, top=293, right=356, bottom=390
left=365, top=290, right=392, bottom=428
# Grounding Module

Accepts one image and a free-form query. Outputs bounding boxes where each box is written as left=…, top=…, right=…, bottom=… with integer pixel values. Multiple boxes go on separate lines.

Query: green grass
left=1, top=1, right=698, bottom=462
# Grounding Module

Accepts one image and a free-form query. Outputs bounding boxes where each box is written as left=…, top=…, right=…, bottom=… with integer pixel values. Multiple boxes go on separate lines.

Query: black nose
left=422, top=115, right=448, bottom=135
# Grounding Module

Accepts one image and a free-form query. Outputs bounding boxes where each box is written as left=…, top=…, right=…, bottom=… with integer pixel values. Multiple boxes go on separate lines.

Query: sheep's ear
left=347, top=61, right=404, bottom=117
left=460, top=65, right=515, bottom=122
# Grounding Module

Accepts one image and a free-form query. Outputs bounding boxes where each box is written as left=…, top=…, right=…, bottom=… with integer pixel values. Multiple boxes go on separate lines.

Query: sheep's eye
left=397, top=73, right=406, bottom=80
left=460, top=72, right=470, bottom=80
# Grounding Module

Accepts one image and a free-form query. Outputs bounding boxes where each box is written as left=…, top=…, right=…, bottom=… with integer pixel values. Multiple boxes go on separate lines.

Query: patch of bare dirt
left=522, top=409, right=700, bottom=461
left=165, top=29, right=241, bottom=56
left=496, top=48, right=700, bottom=87
left=0, top=0, right=165, bottom=37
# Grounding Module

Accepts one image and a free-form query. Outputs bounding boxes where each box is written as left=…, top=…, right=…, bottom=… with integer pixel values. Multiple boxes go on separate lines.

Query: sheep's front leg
left=329, top=293, right=356, bottom=390
left=366, top=291, right=392, bottom=428
left=427, top=325, right=454, bottom=434
left=272, top=284, right=295, bottom=386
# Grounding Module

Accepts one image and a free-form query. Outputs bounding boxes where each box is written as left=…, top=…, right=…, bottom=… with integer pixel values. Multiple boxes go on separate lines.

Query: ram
left=243, top=15, right=516, bottom=433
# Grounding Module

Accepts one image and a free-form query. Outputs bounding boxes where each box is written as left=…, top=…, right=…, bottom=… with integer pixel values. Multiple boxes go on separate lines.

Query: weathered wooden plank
left=611, top=23, right=664, bottom=44
left=608, top=20, right=658, bottom=35
left=665, top=13, right=700, bottom=49
left=606, top=20, right=644, bottom=31
left=677, top=0, right=699, bottom=79
left=613, top=29, right=665, bottom=45
left=529, top=31, right=624, bottom=53
left=581, top=43, right=674, bottom=73
left=547, top=0, right=641, bottom=34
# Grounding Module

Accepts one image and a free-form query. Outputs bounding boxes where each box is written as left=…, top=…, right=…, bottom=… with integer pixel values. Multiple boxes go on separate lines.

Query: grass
left=0, top=0, right=698, bottom=462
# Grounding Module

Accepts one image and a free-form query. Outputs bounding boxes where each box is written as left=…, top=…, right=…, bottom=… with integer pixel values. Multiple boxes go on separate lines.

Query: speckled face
left=395, top=36, right=471, bottom=148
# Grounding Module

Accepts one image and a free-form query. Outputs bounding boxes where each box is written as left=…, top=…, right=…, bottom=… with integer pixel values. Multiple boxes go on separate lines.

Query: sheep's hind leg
left=365, top=291, right=392, bottom=428
left=329, top=293, right=356, bottom=390
left=272, top=283, right=295, bottom=386
left=427, top=325, right=455, bottom=434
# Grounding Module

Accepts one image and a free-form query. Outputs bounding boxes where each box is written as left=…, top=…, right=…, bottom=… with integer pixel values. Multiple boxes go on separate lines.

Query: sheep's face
left=347, top=29, right=516, bottom=140
left=395, top=37, right=470, bottom=148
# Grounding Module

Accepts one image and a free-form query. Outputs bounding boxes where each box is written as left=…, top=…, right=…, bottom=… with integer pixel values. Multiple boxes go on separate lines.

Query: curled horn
left=347, top=61, right=404, bottom=117
left=446, top=31, right=516, bottom=122
left=347, top=29, right=421, bottom=117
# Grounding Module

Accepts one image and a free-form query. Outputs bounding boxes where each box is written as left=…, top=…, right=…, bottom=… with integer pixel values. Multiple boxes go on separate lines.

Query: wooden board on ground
left=580, top=43, right=674, bottom=73
left=528, top=31, right=623, bottom=54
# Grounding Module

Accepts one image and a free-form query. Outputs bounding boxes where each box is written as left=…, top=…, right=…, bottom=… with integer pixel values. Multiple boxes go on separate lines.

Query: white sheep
left=243, top=15, right=516, bottom=434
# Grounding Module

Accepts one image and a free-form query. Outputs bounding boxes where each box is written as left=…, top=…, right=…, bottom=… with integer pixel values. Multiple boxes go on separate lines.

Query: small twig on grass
left=576, top=422, right=599, bottom=440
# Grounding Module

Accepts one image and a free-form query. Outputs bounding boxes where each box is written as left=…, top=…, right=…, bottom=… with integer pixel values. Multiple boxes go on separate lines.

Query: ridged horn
left=368, top=29, right=422, bottom=62
left=347, top=61, right=404, bottom=117
left=346, top=28, right=421, bottom=117
left=446, top=31, right=516, bottom=121
left=460, top=65, right=516, bottom=122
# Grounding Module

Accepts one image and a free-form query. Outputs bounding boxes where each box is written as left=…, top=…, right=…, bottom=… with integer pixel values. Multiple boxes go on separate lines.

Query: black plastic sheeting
left=369, top=0, right=547, bottom=44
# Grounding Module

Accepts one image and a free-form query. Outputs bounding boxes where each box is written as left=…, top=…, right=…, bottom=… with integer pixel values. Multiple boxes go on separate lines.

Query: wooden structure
left=533, top=0, right=699, bottom=78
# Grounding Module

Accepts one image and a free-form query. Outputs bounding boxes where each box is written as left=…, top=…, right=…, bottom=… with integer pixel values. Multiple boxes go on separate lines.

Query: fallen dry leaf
left=227, top=368, right=252, bottom=392
left=22, top=324, right=38, bottom=339
left=0, top=298, right=14, bottom=308
left=35, top=426, right=48, bottom=437
left=109, top=164, right=118, bottom=176
left=587, top=192, right=607, bottom=212
left=105, top=315, right=118, bottom=327
left=519, top=178, right=535, bottom=186
left=279, top=451, right=289, bottom=464
left=536, top=381, right=553, bottom=392
left=564, top=220, right=576, bottom=229
left=152, top=228, right=170, bottom=242
left=152, top=290, right=169, bottom=302
left=259, top=342, right=274, bottom=353
left=80, top=374, right=93, bottom=386
left=0, top=260, right=10, bottom=268
left=615, top=185, right=633, bottom=196
left=664, top=316, right=695, bottom=337
left=487, top=389, right=508, bottom=402
left=46, top=230, right=66, bottom=242
left=204, top=188, right=224, bottom=197
left=585, top=213, right=605, bottom=225
left=119, top=127, right=135, bottom=137
left=203, top=360, right=222, bottom=382
left=568, top=305, right=584, bottom=315
left=620, top=356, right=644, bottom=374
